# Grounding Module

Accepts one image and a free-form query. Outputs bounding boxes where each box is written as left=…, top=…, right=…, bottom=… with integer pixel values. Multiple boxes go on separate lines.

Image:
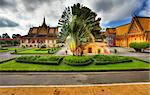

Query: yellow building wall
left=127, top=34, right=149, bottom=46
left=116, top=39, right=127, bottom=47
left=83, top=42, right=110, bottom=54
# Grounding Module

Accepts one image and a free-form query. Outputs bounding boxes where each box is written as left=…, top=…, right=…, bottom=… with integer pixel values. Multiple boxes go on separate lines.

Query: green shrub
left=15, top=56, right=63, bottom=65
left=34, top=47, right=59, bottom=54
left=63, top=56, right=93, bottom=66
left=40, top=44, right=46, bottom=48
left=0, top=48, right=8, bottom=50
left=93, top=55, right=132, bottom=65
left=35, top=49, right=47, bottom=51
left=129, top=42, right=150, bottom=52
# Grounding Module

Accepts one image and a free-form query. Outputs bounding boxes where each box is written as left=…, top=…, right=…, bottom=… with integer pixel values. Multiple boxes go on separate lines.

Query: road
left=0, top=71, right=149, bottom=85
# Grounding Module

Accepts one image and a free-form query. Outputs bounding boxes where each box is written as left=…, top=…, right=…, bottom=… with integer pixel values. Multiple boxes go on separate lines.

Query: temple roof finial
left=42, top=17, right=46, bottom=26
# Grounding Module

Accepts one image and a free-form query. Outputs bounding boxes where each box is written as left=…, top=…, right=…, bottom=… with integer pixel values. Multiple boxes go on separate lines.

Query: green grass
left=18, top=49, right=48, bottom=54
left=0, top=47, right=17, bottom=53
left=16, top=48, right=60, bottom=54
left=0, top=59, right=149, bottom=71
left=0, top=47, right=27, bottom=53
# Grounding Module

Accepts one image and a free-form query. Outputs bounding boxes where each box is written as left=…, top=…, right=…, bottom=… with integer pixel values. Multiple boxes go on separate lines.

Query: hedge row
left=63, top=56, right=93, bottom=66
left=15, top=55, right=133, bottom=66
left=15, top=56, right=63, bottom=65
left=93, top=55, right=132, bottom=65
left=36, top=47, right=60, bottom=54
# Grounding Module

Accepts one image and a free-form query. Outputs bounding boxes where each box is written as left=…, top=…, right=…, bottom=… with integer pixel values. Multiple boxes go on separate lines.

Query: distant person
left=15, top=49, right=17, bottom=53
left=114, top=49, right=117, bottom=54
left=65, top=50, right=67, bottom=55
left=98, top=49, right=101, bottom=54
left=81, top=50, right=83, bottom=56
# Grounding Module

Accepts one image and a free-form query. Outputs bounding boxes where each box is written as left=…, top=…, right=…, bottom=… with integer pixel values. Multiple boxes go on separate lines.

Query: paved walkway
left=0, top=71, right=149, bottom=85
left=0, top=47, right=149, bottom=61
left=109, top=47, right=150, bottom=61
left=0, top=51, right=20, bottom=62
left=55, top=47, right=72, bottom=56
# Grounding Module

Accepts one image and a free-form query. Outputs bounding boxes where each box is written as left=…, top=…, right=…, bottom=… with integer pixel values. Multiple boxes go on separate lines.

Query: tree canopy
left=58, top=3, right=101, bottom=55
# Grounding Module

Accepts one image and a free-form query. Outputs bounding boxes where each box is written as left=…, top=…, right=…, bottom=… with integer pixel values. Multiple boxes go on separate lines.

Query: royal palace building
left=20, top=18, right=58, bottom=48
left=106, top=16, right=150, bottom=47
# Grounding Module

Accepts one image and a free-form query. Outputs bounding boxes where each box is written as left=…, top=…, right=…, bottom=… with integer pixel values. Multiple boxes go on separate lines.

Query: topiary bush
left=15, top=56, right=63, bottom=65
left=63, top=56, right=93, bottom=66
left=129, top=42, right=150, bottom=52
left=93, top=55, right=132, bottom=65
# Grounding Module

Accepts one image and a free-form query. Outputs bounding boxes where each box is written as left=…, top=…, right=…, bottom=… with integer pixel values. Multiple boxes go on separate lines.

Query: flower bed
left=93, top=55, right=132, bottom=65
left=63, top=56, right=93, bottom=66
left=15, top=56, right=63, bottom=65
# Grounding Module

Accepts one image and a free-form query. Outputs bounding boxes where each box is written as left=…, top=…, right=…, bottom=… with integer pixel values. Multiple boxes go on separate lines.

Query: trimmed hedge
left=15, top=55, right=133, bottom=66
left=0, top=48, right=8, bottom=50
left=129, top=42, right=150, bottom=52
left=35, top=47, right=59, bottom=54
left=15, top=56, right=63, bottom=65
left=63, top=56, right=93, bottom=66
left=93, top=55, right=132, bottom=65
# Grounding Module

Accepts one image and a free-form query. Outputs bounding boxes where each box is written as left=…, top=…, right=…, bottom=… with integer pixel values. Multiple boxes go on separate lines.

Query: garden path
left=55, top=47, right=72, bottom=56
left=109, top=47, right=150, bottom=62
left=0, top=51, right=20, bottom=62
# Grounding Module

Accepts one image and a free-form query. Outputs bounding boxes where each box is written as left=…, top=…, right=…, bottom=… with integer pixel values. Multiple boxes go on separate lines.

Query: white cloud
left=138, top=0, right=150, bottom=17
left=0, top=0, right=149, bottom=37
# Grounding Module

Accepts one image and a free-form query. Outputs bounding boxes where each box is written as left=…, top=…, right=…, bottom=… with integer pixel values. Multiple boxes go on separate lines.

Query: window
left=49, top=40, right=52, bottom=43
left=52, top=40, right=54, bottom=43
left=28, top=39, right=31, bottom=43
left=32, top=40, right=35, bottom=43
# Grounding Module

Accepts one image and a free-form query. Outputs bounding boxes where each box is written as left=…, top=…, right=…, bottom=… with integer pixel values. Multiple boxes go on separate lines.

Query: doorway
left=88, top=47, right=92, bottom=53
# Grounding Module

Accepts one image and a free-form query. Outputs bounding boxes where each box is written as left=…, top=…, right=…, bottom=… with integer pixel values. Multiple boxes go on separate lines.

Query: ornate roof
left=106, top=16, right=150, bottom=36
left=116, top=23, right=130, bottom=35
left=106, top=28, right=116, bottom=34
left=25, top=17, right=58, bottom=38
left=135, top=17, right=150, bottom=31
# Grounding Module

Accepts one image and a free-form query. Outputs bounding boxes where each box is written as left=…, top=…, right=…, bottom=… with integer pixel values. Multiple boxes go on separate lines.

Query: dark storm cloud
left=0, top=17, right=19, bottom=27
left=93, top=1, right=113, bottom=12
left=0, top=0, right=15, bottom=7
left=22, top=0, right=54, bottom=12
left=0, top=0, right=17, bottom=11
left=93, top=0, right=127, bottom=12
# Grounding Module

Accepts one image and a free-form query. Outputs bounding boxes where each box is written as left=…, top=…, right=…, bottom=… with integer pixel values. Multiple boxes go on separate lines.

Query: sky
left=0, top=0, right=149, bottom=37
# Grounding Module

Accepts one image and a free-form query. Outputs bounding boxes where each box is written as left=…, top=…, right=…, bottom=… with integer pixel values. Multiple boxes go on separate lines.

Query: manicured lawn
left=16, top=48, right=60, bottom=54
left=18, top=49, right=48, bottom=54
left=0, top=59, right=149, bottom=71
left=0, top=47, right=28, bottom=53
left=0, top=47, right=18, bottom=53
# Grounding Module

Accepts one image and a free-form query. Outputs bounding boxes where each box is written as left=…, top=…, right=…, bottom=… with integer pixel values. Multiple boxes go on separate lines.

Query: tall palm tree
left=58, top=3, right=101, bottom=55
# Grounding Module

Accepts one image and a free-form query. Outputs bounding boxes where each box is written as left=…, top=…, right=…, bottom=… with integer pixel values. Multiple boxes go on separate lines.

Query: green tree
left=129, top=42, right=150, bottom=52
left=58, top=3, right=101, bottom=55
left=12, top=34, right=21, bottom=39
left=2, top=33, right=10, bottom=38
